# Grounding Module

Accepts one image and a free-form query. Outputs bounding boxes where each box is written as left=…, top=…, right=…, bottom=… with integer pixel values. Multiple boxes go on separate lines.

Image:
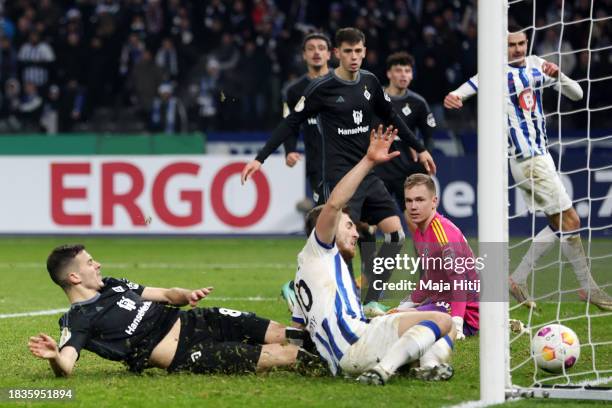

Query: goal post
left=477, top=0, right=509, bottom=404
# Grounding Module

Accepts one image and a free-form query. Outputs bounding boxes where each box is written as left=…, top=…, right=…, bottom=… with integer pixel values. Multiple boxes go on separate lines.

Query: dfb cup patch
left=518, top=88, right=536, bottom=111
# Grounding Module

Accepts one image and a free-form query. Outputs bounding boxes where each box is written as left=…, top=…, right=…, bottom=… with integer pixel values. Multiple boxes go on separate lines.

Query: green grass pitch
left=0, top=237, right=609, bottom=407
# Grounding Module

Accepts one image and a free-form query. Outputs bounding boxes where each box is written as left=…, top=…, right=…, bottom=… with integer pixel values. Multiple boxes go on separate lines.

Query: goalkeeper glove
left=452, top=316, right=466, bottom=340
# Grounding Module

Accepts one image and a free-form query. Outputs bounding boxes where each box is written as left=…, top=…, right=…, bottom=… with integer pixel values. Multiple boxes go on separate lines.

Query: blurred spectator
left=119, top=33, right=145, bottom=77
left=536, top=28, right=576, bottom=75
left=41, top=83, right=59, bottom=134
left=193, top=58, right=222, bottom=131
left=155, top=37, right=179, bottom=80
left=0, top=35, right=17, bottom=84
left=129, top=49, right=164, bottom=117
left=0, top=78, right=21, bottom=131
left=19, top=81, right=43, bottom=131
left=149, top=83, right=187, bottom=134
left=58, top=79, right=86, bottom=132
left=17, top=31, right=55, bottom=89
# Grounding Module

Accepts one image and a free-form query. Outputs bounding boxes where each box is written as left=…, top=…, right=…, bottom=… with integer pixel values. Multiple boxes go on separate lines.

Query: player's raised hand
left=28, top=333, right=59, bottom=359
left=541, top=61, right=559, bottom=78
left=443, top=93, right=463, bottom=109
left=367, top=125, right=400, bottom=164
left=418, top=150, right=437, bottom=175
left=189, top=287, right=213, bottom=307
left=241, top=160, right=262, bottom=185
left=285, top=152, right=301, bottom=167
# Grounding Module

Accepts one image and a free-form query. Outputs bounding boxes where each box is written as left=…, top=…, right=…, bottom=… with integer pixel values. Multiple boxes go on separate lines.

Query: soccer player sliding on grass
left=291, top=124, right=454, bottom=385
left=28, top=244, right=320, bottom=377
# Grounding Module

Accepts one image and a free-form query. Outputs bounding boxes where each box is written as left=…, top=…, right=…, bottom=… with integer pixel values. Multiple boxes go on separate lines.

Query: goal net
left=480, top=0, right=612, bottom=403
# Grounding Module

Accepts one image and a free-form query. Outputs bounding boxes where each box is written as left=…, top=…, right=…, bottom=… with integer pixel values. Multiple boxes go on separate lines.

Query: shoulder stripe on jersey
left=335, top=294, right=360, bottom=344
left=335, top=253, right=357, bottom=318
left=315, top=332, right=338, bottom=372
left=431, top=220, right=447, bottom=245
left=433, top=219, right=449, bottom=243
left=321, top=318, right=344, bottom=361
left=467, top=79, right=478, bottom=91
left=314, top=231, right=335, bottom=249
left=517, top=69, right=542, bottom=154
left=303, top=74, right=334, bottom=98
left=507, top=71, right=533, bottom=155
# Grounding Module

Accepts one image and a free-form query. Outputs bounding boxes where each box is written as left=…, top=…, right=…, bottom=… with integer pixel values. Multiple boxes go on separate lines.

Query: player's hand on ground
left=241, top=160, right=262, bottom=185
left=367, top=125, right=400, bottom=164
left=285, top=152, right=301, bottom=167
left=189, top=287, right=213, bottom=307
left=541, top=61, right=559, bottom=78
left=443, top=93, right=463, bottom=109
left=28, top=333, right=59, bottom=359
left=418, top=150, right=437, bottom=175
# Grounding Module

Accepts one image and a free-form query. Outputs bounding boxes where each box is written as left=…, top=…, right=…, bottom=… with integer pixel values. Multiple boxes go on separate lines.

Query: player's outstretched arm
left=28, top=334, right=78, bottom=377
left=141, top=286, right=213, bottom=307
left=541, top=60, right=583, bottom=101
left=444, top=75, right=478, bottom=109
left=316, top=125, right=399, bottom=244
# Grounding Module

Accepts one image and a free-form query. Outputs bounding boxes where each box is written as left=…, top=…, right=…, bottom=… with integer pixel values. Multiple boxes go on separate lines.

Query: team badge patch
left=353, top=110, right=363, bottom=125
left=294, top=96, right=305, bottom=112
left=427, top=113, right=436, bottom=127
left=402, top=103, right=412, bottom=116
left=384, top=92, right=391, bottom=102
left=59, top=327, right=72, bottom=348
left=518, top=88, right=536, bottom=111
left=364, top=88, right=371, bottom=100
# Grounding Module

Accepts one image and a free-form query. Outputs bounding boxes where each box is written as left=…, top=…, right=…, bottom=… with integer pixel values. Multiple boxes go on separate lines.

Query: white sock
left=511, top=225, right=557, bottom=284
left=560, top=234, right=597, bottom=290
left=419, top=335, right=453, bottom=368
left=375, top=322, right=439, bottom=378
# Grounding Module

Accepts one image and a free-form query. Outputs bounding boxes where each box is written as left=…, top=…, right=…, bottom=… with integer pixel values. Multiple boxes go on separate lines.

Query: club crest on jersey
left=353, top=110, right=363, bottom=125
left=364, top=86, right=371, bottom=100
left=402, top=103, right=412, bottom=116
left=384, top=92, right=391, bottom=102
left=518, top=88, right=536, bottom=111
left=294, top=96, right=305, bottom=112
left=427, top=113, right=436, bottom=127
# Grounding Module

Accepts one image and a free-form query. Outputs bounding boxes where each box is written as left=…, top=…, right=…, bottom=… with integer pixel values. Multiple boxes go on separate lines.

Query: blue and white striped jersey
left=292, top=231, right=368, bottom=375
left=451, top=55, right=582, bottom=159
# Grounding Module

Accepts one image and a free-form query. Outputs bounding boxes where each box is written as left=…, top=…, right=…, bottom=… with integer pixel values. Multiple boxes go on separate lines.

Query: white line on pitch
left=0, top=297, right=278, bottom=319
left=0, top=262, right=294, bottom=270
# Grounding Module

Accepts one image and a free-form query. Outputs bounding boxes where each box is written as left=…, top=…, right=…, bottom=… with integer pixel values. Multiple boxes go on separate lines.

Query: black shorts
left=339, top=174, right=399, bottom=226
left=376, top=162, right=428, bottom=212
left=167, top=307, right=270, bottom=374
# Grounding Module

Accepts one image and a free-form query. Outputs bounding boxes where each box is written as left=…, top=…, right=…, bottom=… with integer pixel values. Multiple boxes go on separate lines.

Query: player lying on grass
left=389, top=174, right=479, bottom=341
left=28, top=244, right=320, bottom=377
left=291, top=124, right=454, bottom=385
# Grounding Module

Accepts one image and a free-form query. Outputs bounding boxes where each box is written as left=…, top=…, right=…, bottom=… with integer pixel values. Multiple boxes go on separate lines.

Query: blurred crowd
left=0, top=0, right=610, bottom=134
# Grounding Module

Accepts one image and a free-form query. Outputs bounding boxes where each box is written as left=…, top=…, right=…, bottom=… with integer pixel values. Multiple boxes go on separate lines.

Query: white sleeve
left=554, top=72, right=583, bottom=101
left=450, top=74, right=478, bottom=100
left=303, top=229, right=336, bottom=258
left=535, top=56, right=583, bottom=101
left=291, top=301, right=306, bottom=325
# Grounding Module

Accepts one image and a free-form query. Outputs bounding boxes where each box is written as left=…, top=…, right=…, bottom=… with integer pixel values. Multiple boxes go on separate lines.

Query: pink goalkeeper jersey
left=411, top=212, right=480, bottom=330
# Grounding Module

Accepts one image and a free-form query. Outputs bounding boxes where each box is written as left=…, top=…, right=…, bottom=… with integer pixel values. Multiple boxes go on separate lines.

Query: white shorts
left=338, top=313, right=402, bottom=376
left=510, top=153, right=572, bottom=215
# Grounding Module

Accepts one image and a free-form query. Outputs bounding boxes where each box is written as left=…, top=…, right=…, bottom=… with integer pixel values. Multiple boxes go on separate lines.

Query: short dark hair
left=335, top=27, right=365, bottom=47
left=386, top=51, right=415, bottom=71
left=508, top=23, right=530, bottom=40
left=304, top=205, right=352, bottom=237
left=47, top=244, right=85, bottom=288
left=302, top=32, right=331, bottom=51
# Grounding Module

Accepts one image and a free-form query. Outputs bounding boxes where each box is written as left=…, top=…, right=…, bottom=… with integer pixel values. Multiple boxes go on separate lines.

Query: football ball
left=531, top=324, right=580, bottom=373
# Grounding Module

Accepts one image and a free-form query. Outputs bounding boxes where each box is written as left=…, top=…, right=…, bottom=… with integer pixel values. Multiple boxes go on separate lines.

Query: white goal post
left=478, top=0, right=612, bottom=404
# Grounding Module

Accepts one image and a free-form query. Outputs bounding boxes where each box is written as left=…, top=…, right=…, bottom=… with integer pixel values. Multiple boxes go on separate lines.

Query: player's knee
left=564, top=209, right=581, bottom=231
left=384, top=229, right=405, bottom=245
left=428, top=312, right=452, bottom=336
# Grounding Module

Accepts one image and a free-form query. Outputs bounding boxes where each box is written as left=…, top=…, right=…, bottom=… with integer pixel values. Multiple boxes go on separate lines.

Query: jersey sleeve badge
left=59, top=327, right=72, bottom=348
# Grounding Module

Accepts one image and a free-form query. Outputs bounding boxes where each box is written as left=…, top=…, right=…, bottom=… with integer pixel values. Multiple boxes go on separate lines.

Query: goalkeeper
left=28, top=245, right=320, bottom=377
left=444, top=24, right=611, bottom=311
